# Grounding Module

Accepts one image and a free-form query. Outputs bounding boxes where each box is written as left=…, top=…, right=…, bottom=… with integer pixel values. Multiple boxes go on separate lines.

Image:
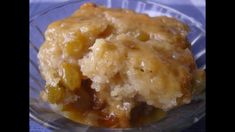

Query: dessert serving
left=38, top=3, right=205, bottom=128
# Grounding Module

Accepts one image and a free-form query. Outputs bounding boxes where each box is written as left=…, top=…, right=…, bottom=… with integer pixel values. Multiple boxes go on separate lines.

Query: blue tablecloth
left=30, top=0, right=205, bottom=131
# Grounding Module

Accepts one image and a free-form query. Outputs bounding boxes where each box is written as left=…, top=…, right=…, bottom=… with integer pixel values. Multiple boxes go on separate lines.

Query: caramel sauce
left=130, top=103, right=166, bottom=127
left=60, top=79, right=166, bottom=128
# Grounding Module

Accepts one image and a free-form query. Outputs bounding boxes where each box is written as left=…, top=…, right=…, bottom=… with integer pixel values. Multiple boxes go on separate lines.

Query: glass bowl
left=30, top=0, right=206, bottom=131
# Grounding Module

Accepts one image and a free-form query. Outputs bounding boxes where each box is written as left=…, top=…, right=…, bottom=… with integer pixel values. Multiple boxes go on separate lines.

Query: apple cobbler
left=38, top=3, right=205, bottom=128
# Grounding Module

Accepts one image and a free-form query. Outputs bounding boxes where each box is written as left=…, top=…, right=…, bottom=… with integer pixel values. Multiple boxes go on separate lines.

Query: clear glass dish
left=30, top=0, right=206, bottom=131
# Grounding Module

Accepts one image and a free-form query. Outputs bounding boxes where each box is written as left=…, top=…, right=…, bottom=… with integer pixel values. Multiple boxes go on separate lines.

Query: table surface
left=29, top=0, right=205, bottom=131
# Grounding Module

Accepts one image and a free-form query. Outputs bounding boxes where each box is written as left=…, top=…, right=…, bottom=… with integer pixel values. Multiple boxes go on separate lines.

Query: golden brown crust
left=38, top=3, right=205, bottom=128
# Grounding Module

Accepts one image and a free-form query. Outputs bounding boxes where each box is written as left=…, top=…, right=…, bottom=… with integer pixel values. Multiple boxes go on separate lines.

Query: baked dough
left=38, top=3, right=205, bottom=128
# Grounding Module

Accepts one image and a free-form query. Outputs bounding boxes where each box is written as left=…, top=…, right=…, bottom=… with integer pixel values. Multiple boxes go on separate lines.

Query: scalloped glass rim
left=30, top=0, right=206, bottom=131
left=30, top=0, right=205, bottom=33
